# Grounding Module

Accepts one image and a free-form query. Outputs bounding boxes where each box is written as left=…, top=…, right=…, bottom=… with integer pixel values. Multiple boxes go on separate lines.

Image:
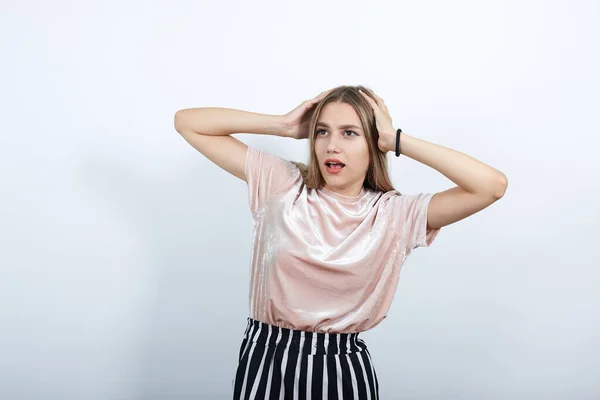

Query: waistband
left=241, top=317, right=368, bottom=356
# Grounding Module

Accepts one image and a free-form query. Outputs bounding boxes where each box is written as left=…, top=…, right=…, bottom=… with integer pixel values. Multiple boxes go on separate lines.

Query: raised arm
left=173, top=89, right=331, bottom=181
left=358, top=89, right=508, bottom=231
left=396, top=133, right=508, bottom=230
left=173, top=108, right=286, bottom=181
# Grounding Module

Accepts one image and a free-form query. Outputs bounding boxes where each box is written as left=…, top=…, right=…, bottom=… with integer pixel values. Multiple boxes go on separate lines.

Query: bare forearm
left=174, top=107, right=287, bottom=137
left=397, top=133, right=507, bottom=197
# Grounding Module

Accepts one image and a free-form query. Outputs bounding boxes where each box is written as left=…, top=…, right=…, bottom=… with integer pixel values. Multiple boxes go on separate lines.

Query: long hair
left=291, top=85, right=397, bottom=193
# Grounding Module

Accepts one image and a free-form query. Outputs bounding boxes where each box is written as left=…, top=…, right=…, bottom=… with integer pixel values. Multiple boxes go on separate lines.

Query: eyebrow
left=316, top=122, right=362, bottom=130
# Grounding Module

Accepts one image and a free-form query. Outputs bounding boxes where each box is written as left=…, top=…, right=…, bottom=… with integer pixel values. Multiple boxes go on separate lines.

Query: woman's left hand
left=359, top=89, right=397, bottom=153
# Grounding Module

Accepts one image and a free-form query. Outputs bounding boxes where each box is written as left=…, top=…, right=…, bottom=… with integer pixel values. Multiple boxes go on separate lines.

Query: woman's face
left=314, top=101, right=370, bottom=197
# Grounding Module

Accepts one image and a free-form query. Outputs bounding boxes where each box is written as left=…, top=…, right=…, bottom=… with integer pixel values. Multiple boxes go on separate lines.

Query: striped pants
left=233, top=318, right=380, bottom=399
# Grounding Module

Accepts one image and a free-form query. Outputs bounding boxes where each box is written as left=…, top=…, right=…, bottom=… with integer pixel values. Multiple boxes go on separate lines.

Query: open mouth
left=325, top=161, right=345, bottom=173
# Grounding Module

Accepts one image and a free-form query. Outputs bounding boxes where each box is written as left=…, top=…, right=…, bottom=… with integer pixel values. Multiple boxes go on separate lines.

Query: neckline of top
left=319, top=186, right=366, bottom=202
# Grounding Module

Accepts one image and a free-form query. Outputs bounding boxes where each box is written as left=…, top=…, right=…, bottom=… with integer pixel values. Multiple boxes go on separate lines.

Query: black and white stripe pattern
left=233, top=318, right=379, bottom=399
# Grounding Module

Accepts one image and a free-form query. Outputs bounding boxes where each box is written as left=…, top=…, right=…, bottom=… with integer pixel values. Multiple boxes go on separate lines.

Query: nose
left=326, top=135, right=341, bottom=153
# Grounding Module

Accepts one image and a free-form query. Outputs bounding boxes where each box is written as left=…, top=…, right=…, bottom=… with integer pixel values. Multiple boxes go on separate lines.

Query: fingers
left=315, top=91, right=329, bottom=101
left=359, top=89, right=388, bottom=111
left=307, top=94, right=323, bottom=105
left=317, top=88, right=334, bottom=99
left=376, top=95, right=388, bottom=111
left=358, top=89, right=378, bottom=108
left=310, top=88, right=387, bottom=111
left=370, top=91, right=385, bottom=108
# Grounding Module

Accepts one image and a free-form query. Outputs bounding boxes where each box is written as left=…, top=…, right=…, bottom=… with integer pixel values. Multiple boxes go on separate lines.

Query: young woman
left=174, top=85, right=508, bottom=399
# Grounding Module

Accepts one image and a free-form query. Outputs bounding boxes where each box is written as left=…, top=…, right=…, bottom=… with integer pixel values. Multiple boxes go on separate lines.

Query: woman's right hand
left=281, top=89, right=332, bottom=139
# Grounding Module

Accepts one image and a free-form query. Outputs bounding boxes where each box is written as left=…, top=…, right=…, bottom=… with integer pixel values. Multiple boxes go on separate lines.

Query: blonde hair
left=291, top=85, right=397, bottom=193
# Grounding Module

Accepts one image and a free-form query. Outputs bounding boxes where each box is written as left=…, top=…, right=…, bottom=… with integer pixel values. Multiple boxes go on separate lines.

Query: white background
left=1, top=0, right=599, bottom=399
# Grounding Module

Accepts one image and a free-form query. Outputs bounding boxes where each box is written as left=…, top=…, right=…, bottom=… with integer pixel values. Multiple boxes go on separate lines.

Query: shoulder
left=245, top=145, right=302, bottom=177
left=381, top=191, right=433, bottom=202
left=375, top=191, right=435, bottom=215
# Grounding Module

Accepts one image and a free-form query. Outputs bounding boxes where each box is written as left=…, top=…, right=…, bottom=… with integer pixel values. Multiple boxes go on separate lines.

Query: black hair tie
left=395, top=128, right=402, bottom=157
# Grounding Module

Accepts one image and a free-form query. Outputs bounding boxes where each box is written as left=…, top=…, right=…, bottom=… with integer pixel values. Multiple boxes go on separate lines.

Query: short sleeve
left=393, top=192, right=440, bottom=253
left=244, top=146, right=300, bottom=217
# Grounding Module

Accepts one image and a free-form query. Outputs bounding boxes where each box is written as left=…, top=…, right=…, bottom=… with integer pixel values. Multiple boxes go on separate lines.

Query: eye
left=315, top=129, right=358, bottom=137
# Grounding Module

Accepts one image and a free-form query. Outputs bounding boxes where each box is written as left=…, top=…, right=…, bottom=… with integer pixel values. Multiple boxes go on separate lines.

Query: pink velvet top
left=244, top=145, right=440, bottom=333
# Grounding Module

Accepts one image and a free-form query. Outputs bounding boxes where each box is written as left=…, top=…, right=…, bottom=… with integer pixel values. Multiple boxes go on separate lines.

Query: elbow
left=174, top=110, right=187, bottom=133
left=492, top=173, right=508, bottom=200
